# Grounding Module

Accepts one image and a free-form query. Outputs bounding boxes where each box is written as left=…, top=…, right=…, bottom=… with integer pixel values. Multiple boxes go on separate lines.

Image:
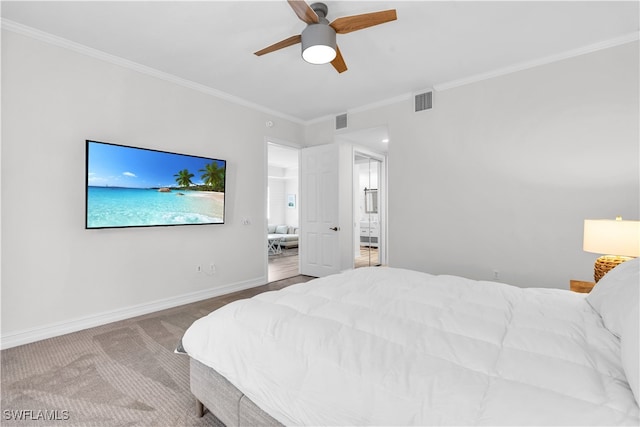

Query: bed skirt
left=190, top=358, right=282, bottom=426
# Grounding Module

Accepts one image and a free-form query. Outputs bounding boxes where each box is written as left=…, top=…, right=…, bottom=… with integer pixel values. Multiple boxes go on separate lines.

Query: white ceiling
left=2, top=1, right=638, bottom=125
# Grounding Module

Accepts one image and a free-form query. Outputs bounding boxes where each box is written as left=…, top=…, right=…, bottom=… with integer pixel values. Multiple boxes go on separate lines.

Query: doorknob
left=329, top=226, right=340, bottom=231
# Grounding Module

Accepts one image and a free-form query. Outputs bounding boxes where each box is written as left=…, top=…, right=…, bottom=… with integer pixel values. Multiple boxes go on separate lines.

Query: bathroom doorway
left=335, top=126, right=388, bottom=269
left=354, top=152, right=383, bottom=268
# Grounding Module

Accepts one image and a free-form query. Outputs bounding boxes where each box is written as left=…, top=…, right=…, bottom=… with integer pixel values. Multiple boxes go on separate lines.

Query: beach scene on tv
left=86, top=141, right=225, bottom=228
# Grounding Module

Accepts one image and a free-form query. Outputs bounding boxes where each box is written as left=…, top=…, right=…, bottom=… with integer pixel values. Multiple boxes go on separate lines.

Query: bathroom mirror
left=365, top=188, right=378, bottom=214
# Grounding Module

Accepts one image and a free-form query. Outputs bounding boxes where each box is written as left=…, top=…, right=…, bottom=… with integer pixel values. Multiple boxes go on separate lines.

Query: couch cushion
left=268, top=225, right=277, bottom=233
left=275, top=225, right=289, bottom=234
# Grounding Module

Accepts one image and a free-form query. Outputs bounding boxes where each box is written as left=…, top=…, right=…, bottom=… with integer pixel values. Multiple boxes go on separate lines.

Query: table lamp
left=583, top=217, right=640, bottom=282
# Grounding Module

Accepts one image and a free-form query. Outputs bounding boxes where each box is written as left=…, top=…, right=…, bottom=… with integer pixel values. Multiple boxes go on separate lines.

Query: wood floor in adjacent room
left=355, top=246, right=380, bottom=269
left=268, top=247, right=300, bottom=282
left=268, top=246, right=380, bottom=282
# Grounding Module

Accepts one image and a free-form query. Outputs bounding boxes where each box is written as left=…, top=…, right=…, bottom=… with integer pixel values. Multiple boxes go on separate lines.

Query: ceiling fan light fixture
left=301, top=23, right=336, bottom=64
left=303, top=44, right=336, bottom=64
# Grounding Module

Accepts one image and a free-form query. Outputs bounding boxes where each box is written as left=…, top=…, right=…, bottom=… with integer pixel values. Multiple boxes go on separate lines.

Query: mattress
left=182, top=267, right=640, bottom=426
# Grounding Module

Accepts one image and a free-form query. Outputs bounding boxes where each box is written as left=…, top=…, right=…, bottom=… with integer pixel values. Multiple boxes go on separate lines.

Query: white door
left=299, top=144, right=341, bottom=277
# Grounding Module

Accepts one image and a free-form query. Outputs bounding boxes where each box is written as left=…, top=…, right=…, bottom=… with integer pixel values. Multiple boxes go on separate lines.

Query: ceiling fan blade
left=254, top=35, right=302, bottom=56
left=287, top=0, right=319, bottom=24
left=330, top=9, right=397, bottom=34
left=331, top=46, right=347, bottom=73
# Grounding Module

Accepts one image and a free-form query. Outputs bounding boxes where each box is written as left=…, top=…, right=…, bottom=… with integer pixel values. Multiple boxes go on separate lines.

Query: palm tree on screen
left=174, top=169, right=194, bottom=188
left=199, top=162, right=224, bottom=192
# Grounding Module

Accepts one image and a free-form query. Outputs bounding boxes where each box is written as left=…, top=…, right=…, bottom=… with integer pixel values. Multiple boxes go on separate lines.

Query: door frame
left=264, top=138, right=301, bottom=282
left=352, top=145, right=387, bottom=268
left=263, top=138, right=388, bottom=280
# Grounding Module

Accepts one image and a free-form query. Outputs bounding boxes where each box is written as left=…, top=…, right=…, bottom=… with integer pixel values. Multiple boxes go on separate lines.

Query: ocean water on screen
left=87, top=187, right=223, bottom=228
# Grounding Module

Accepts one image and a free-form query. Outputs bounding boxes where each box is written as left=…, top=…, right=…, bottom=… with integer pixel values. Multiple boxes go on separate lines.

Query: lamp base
left=594, top=255, right=633, bottom=282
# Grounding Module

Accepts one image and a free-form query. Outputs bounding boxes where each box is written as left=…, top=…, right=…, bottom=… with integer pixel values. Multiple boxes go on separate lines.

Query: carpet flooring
left=1, top=275, right=313, bottom=426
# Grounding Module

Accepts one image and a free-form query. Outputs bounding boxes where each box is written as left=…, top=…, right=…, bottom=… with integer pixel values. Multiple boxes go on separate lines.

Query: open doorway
left=267, top=142, right=300, bottom=282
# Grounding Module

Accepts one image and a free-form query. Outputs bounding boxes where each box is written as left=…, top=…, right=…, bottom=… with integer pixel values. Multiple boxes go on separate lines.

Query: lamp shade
left=583, top=218, right=640, bottom=257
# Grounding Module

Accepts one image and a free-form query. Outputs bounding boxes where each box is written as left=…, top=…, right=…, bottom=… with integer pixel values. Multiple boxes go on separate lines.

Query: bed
left=181, top=259, right=640, bottom=426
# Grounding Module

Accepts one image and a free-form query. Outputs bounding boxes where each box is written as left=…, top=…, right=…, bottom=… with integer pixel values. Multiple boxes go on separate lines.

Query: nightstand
left=570, top=279, right=596, bottom=293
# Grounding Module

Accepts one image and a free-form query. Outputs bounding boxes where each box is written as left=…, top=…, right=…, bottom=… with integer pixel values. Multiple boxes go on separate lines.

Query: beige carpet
left=1, top=276, right=313, bottom=426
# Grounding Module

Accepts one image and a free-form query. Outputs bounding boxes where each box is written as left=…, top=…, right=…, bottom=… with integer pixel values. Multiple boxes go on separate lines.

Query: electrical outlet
left=493, top=270, right=500, bottom=280
left=209, top=264, right=216, bottom=273
left=196, top=265, right=202, bottom=273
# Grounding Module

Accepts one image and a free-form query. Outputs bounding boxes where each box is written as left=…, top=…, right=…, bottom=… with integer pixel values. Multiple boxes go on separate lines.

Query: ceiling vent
left=336, top=113, right=348, bottom=130
left=415, top=91, right=433, bottom=112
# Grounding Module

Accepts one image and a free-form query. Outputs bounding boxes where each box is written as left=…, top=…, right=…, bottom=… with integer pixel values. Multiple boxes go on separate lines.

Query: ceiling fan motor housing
left=309, top=2, right=329, bottom=18
left=301, top=20, right=336, bottom=64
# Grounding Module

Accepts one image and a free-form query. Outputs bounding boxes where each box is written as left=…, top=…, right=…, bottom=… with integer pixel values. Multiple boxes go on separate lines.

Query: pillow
left=586, top=257, right=639, bottom=338
left=620, top=303, right=639, bottom=406
left=268, top=224, right=277, bottom=233
left=275, top=225, right=289, bottom=234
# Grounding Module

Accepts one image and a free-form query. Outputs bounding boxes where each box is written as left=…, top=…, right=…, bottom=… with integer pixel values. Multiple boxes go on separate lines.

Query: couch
left=268, top=225, right=299, bottom=249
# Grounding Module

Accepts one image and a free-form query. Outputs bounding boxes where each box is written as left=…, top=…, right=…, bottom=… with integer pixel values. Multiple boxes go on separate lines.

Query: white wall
left=267, top=165, right=298, bottom=228
left=308, top=41, right=639, bottom=288
left=1, top=30, right=304, bottom=346
left=268, top=170, right=286, bottom=226
left=390, top=41, right=639, bottom=287
left=284, top=177, right=299, bottom=228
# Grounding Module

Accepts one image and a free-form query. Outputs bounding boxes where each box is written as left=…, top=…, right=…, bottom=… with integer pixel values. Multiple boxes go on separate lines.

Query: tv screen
left=86, top=140, right=226, bottom=229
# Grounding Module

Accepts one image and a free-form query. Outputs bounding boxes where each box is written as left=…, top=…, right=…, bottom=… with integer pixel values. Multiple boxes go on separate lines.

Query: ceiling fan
left=254, top=0, right=397, bottom=73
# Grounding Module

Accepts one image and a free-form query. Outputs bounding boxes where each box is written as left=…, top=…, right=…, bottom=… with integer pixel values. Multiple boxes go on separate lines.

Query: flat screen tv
left=85, top=140, right=226, bottom=229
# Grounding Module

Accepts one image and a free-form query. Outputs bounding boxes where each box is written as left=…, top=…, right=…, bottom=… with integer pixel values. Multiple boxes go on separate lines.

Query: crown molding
left=434, top=32, right=640, bottom=92
left=308, top=32, right=640, bottom=126
left=0, top=18, right=305, bottom=125
left=2, top=18, right=637, bottom=126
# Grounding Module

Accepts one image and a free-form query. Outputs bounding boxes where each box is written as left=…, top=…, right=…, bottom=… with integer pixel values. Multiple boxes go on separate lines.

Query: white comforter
left=182, top=267, right=640, bottom=426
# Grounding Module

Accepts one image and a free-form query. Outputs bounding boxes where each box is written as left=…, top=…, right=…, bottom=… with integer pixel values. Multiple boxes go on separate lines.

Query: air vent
left=415, top=91, right=433, bottom=112
left=336, top=113, right=348, bottom=130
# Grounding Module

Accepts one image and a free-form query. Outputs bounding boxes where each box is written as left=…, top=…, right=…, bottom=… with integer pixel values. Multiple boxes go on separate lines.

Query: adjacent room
left=267, top=142, right=300, bottom=281
left=1, top=1, right=638, bottom=426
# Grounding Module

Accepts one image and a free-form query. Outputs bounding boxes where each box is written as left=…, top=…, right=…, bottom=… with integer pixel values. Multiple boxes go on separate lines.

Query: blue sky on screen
left=87, top=141, right=225, bottom=189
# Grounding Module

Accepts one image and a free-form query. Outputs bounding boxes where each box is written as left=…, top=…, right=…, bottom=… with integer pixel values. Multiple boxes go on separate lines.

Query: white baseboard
left=0, top=276, right=266, bottom=350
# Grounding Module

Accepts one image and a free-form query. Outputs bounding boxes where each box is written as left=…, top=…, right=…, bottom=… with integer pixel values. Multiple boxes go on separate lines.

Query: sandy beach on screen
left=184, top=191, right=224, bottom=203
